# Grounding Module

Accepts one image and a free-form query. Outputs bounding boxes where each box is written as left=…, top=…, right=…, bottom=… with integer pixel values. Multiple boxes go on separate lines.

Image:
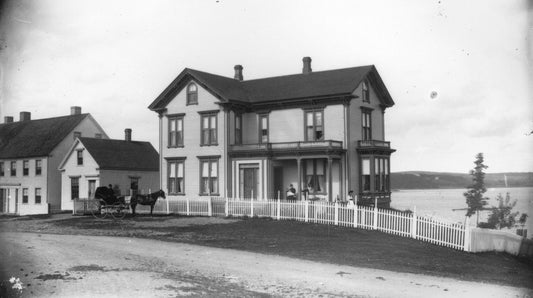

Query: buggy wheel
left=111, top=203, right=127, bottom=220
left=91, top=200, right=108, bottom=219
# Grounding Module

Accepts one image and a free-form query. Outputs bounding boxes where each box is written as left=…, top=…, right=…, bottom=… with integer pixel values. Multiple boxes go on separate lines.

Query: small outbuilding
left=58, top=129, right=159, bottom=211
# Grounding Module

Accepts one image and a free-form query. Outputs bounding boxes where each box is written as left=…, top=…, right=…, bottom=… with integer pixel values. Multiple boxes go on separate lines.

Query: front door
left=239, top=164, right=259, bottom=199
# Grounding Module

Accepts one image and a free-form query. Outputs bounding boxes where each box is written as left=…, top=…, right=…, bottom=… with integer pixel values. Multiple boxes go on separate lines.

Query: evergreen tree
left=464, top=153, right=489, bottom=217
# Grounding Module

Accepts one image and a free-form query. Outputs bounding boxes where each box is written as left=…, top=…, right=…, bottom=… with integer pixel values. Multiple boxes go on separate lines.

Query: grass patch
left=3, top=215, right=533, bottom=288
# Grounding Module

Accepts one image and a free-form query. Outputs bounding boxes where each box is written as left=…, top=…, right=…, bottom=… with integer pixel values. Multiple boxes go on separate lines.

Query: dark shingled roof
left=79, top=137, right=159, bottom=171
left=0, top=114, right=89, bottom=159
left=148, top=65, right=394, bottom=110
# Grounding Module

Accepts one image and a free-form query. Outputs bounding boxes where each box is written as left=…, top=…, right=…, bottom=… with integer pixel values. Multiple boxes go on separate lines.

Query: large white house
left=148, top=57, right=396, bottom=207
left=58, top=129, right=159, bottom=211
left=0, top=107, right=108, bottom=215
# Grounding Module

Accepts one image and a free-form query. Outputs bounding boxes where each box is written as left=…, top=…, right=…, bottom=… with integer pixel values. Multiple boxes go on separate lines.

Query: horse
left=130, top=190, right=166, bottom=216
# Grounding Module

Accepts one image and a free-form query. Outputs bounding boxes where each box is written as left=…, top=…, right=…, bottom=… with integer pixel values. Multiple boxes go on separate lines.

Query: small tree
left=464, top=153, right=489, bottom=219
left=484, top=193, right=521, bottom=229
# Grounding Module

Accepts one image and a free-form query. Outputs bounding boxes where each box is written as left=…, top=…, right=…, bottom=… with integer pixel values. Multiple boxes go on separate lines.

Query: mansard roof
left=0, top=114, right=90, bottom=159
left=148, top=65, right=394, bottom=111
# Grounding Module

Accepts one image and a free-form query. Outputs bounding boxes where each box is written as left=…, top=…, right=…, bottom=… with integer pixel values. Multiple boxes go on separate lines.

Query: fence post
left=464, top=216, right=471, bottom=252
left=334, top=201, right=339, bottom=225
left=225, top=196, right=229, bottom=217
left=186, top=198, right=190, bottom=216
left=411, top=206, right=417, bottom=239
left=208, top=196, right=212, bottom=217
left=305, top=200, right=309, bottom=222
left=353, top=204, right=358, bottom=228
left=373, top=201, right=378, bottom=230
left=277, top=192, right=281, bottom=220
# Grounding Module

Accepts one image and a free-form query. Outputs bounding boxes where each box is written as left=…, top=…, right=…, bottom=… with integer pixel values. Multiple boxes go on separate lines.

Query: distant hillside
left=391, top=172, right=533, bottom=190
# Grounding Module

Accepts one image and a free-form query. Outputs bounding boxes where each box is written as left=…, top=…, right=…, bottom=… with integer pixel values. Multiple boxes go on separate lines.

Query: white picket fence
left=168, top=197, right=469, bottom=251
left=73, top=196, right=469, bottom=251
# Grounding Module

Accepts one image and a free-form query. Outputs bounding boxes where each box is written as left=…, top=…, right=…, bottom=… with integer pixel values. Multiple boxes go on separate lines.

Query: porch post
left=297, top=158, right=302, bottom=201
left=339, top=157, right=344, bottom=200
left=327, top=157, right=333, bottom=202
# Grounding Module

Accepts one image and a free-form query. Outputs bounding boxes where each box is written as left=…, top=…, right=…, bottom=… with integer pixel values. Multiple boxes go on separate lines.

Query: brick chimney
left=71, top=106, right=82, bottom=115
left=302, top=56, right=312, bottom=74
left=20, top=111, right=31, bottom=122
left=125, top=128, right=132, bottom=141
left=4, top=116, right=13, bottom=123
left=234, top=65, right=243, bottom=81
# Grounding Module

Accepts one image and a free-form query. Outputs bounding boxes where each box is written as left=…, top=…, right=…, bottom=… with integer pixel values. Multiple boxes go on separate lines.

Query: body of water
left=390, top=187, right=533, bottom=233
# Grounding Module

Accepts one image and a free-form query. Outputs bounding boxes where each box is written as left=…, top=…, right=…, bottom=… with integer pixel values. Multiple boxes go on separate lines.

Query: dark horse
left=130, top=190, right=166, bottom=216
left=94, top=186, right=125, bottom=205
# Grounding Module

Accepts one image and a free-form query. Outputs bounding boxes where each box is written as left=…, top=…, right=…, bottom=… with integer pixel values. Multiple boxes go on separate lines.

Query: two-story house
left=148, top=57, right=395, bottom=207
left=0, top=107, right=108, bottom=215
left=58, top=129, right=159, bottom=211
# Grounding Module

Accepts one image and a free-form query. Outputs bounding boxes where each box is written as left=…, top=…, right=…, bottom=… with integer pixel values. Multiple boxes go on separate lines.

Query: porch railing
left=229, top=140, right=343, bottom=152
left=357, top=140, right=391, bottom=148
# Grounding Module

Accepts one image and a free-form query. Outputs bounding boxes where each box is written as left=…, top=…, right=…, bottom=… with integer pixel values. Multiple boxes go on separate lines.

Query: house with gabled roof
left=148, top=57, right=396, bottom=207
left=0, top=107, right=108, bottom=215
left=58, top=130, right=159, bottom=211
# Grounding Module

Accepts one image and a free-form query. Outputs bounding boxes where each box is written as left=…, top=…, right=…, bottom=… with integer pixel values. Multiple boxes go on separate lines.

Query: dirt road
left=0, top=232, right=531, bottom=297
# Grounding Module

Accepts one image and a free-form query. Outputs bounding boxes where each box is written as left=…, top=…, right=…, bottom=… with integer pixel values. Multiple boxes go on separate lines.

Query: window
left=35, top=188, right=41, bottom=204
left=199, top=157, right=219, bottom=195
left=235, top=114, right=242, bottom=145
left=362, top=80, right=370, bottom=102
left=71, top=177, right=79, bottom=199
left=73, top=131, right=81, bottom=139
left=168, top=115, right=184, bottom=147
left=305, top=159, right=326, bottom=193
left=305, top=110, right=324, bottom=141
left=361, top=158, right=371, bottom=192
left=0, top=162, right=4, bottom=176
left=259, top=114, right=268, bottom=143
left=200, top=113, right=217, bottom=146
left=168, top=159, right=185, bottom=195
left=10, top=161, right=16, bottom=176
left=23, top=160, right=29, bottom=176
left=22, top=188, right=28, bottom=204
left=186, top=83, right=198, bottom=105
left=373, top=157, right=390, bottom=192
left=77, top=150, right=83, bottom=165
left=362, top=109, right=372, bottom=141
left=35, top=160, right=42, bottom=176
left=95, top=133, right=102, bottom=139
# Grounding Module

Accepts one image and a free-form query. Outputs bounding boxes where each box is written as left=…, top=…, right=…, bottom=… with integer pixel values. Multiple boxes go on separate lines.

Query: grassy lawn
left=2, top=214, right=532, bottom=288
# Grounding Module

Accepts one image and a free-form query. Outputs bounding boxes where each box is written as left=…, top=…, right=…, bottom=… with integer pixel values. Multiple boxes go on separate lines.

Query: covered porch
left=229, top=140, right=346, bottom=201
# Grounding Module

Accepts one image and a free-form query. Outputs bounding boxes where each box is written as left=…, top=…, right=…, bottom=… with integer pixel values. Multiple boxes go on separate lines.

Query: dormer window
left=186, top=83, right=198, bottom=105
left=362, top=80, right=370, bottom=103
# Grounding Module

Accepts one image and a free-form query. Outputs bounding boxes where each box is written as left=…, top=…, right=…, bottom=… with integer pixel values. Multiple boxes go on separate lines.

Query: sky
left=0, top=0, right=531, bottom=174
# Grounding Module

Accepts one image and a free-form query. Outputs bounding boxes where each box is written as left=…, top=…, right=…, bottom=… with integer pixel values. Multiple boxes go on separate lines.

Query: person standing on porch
left=347, top=190, right=355, bottom=207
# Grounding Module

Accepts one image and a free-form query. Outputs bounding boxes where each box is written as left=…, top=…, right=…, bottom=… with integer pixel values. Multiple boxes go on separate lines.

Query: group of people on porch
left=286, top=184, right=358, bottom=206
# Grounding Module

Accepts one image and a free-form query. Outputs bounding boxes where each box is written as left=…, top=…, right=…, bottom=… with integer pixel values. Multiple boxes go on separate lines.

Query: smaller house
left=58, top=129, right=159, bottom=211
left=0, top=107, right=108, bottom=215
